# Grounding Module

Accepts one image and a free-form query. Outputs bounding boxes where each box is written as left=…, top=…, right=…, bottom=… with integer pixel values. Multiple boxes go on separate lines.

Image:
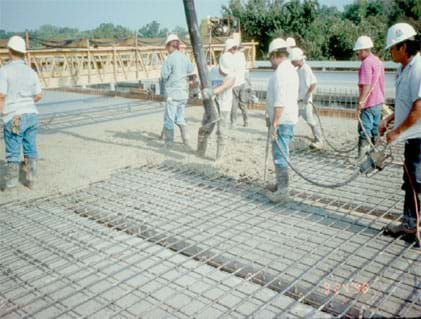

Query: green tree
left=138, top=20, right=168, bottom=38
left=91, top=23, right=131, bottom=39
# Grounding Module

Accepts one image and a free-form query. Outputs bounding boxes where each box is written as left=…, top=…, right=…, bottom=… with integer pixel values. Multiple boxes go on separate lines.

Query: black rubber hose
left=273, top=136, right=361, bottom=188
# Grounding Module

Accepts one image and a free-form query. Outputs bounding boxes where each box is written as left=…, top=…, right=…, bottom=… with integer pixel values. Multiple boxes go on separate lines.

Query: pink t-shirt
left=358, top=54, right=385, bottom=108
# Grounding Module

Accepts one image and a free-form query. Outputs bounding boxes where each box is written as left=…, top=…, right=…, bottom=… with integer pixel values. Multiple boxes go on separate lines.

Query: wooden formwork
left=0, top=42, right=257, bottom=89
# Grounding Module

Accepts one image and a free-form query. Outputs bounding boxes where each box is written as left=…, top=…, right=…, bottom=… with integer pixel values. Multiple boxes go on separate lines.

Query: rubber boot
left=264, top=169, right=278, bottom=192
left=178, top=125, right=189, bottom=146
left=358, top=138, right=370, bottom=158
left=22, top=158, right=37, bottom=189
left=4, top=162, right=19, bottom=190
left=241, top=104, right=249, bottom=127
left=216, top=135, right=224, bottom=161
left=266, top=167, right=289, bottom=203
left=164, top=128, right=174, bottom=147
left=197, top=133, right=208, bottom=157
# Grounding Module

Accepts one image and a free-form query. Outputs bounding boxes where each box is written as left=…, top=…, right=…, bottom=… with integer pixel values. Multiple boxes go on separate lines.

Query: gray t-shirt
left=394, top=53, right=421, bottom=140
left=0, top=60, right=42, bottom=123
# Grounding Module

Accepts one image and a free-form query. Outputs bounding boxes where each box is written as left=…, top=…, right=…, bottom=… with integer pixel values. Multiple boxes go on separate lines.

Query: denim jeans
left=164, top=97, right=188, bottom=130
left=402, top=138, right=421, bottom=228
left=272, top=124, right=295, bottom=169
left=4, top=113, right=38, bottom=163
left=358, top=104, right=382, bottom=141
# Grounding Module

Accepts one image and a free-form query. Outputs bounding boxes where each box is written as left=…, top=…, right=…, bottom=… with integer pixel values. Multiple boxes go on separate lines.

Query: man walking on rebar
left=380, top=23, right=421, bottom=238
left=161, top=34, right=193, bottom=147
left=0, top=35, right=42, bottom=190
left=354, top=35, right=385, bottom=157
left=227, top=39, right=249, bottom=128
left=265, top=38, right=299, bottom=203
left=289, top=47, right=323, bottom=149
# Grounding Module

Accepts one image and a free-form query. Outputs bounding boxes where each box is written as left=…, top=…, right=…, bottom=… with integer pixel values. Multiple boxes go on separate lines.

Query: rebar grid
left=1, top=159, right=420, bottom=318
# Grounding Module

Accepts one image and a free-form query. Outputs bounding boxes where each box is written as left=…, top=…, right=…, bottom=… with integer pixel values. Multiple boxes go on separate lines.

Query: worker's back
left=0, top=60, right=41, bottom=124
left=160, top=50, right=193, bottom=100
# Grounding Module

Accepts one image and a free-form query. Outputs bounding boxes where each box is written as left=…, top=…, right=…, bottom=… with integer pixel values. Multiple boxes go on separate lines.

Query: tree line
left=223, top=0, right=421, bottom=60
left=0, top=21, right=188, bottom=48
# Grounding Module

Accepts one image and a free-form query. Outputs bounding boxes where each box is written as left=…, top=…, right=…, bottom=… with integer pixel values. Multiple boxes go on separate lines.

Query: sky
left=0, top=0, right=352, bottom=32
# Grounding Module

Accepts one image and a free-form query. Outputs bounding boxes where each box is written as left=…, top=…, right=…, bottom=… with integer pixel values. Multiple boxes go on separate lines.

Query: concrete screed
left=0, top=91, right=420, bottom=318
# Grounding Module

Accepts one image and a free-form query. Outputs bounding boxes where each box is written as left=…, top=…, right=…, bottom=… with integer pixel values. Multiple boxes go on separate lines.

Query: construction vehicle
left=200, top=16, right=241, bottom=45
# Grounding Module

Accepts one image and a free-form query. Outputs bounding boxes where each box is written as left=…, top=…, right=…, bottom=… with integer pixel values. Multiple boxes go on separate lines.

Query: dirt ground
left=0, top=92, right=358, bottom=205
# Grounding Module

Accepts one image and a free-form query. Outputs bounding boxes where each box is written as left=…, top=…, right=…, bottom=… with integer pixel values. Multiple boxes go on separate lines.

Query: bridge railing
left=0, top=42, right=257, bottom=89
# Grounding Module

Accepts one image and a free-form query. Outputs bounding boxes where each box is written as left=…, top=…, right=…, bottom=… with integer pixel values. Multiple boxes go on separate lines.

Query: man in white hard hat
left=353, top=35, right=385, bottom=157
left=226, top=38, right=249, bottom=128
left=265, top=38, right=299, bottom=203
left=0, top=35, right=42, bottom=190
left=203, top=52, right=236, bottom=160
left=286, top=37, right=296, bottom=50
left=380, top=23, right=421, bottom=238
left=160, top=34, right=194, bottom=147
left=289, top=47, right=323, bottom=149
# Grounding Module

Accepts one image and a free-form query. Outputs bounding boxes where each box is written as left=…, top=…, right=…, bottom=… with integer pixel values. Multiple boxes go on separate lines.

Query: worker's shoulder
left=0, top=60, right=36, bottom=77
left=301, top=62, right=313, bottom=73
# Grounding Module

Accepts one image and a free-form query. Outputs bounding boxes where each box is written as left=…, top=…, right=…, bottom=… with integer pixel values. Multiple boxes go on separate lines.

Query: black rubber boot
left=4, top=162, right=19, bottom=190
left=22, top=158, right=37, bottom=189
left=266, top=167, right=289, bottom=203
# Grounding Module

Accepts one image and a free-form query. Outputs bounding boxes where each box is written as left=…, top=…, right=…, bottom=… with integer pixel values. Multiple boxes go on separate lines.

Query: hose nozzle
left=359, top=148, right=390, bottom=175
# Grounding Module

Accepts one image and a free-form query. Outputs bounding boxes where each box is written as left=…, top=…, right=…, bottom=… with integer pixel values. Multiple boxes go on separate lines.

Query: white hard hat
left=289, top=47, right=305, bottom=61
left=385, top=23, right=417, bottom=49
left=219, top=52, right=234, bottom=74
left=268, top=38, right=288, bottom=55
left=286, top=37, right=296, bottom=48
left=353, top=35, right=374, bottom=51
left=224, top=38, right=238, bottom=51
left=165, top=34, right=180, bottom=45
left=7, top=35, right=26, bottom=54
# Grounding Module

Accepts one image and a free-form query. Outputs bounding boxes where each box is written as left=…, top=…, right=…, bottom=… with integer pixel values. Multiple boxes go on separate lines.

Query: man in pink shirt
left=354, top=35, right=385, bottom=157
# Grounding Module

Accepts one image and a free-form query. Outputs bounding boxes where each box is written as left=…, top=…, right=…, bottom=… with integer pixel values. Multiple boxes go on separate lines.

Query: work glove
left=202, top=88, right=214, bottom=100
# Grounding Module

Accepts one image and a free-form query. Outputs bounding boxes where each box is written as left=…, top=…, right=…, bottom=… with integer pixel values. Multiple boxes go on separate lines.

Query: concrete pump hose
left=310, top=101, right=358, bottom=154
left=273, top=137, right=361, bottom=189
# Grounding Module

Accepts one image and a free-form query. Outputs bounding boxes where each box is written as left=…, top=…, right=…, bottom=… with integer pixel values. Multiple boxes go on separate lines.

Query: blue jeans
left=4, top=113, right=38, bottom=163
left=358, top=104, right=382, bottom=141
left=272, top=124, right=295, bottom=169
left=164, top=98, right=187, bottom=130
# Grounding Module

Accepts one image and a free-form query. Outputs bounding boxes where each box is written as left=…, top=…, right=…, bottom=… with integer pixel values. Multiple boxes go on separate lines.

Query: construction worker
left=265, top=38, right=299, bottom=203
left=0, top=35, right=42, bottom=190
left=203, top=52, right=236, bottom=160
left=228, top=39, right=249, bottom=128
left=160, top=34, right=193, bottom=147
left=289, top=47, right=323, bottom=149
left=353, top=35, right=385, bottom=157
left=380, top=23, right=421, bottom=238
left=286, top=37, right=296, bottom=51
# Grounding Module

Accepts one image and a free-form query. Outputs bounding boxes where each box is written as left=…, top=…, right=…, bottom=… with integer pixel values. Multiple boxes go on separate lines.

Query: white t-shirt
left=0, top=60, right=42, bottom=123
left=266, top=59, right=299, bottom=125
left=233, top=51, right=247, bottom=87
left=209, top=66, right=235, bottom=112
left=297, top=62, right=317, bottom=101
